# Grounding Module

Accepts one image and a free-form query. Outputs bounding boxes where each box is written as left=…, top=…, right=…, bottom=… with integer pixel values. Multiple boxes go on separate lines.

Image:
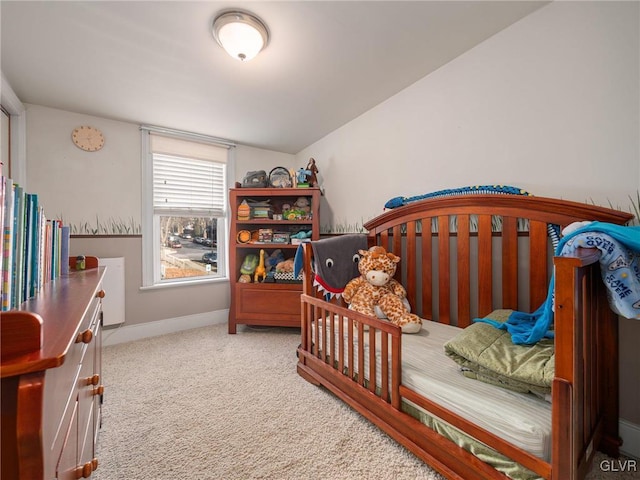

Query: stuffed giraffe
left=343, top=246, right=422, bottom=333
left=254, top=249, right=267, bottom=282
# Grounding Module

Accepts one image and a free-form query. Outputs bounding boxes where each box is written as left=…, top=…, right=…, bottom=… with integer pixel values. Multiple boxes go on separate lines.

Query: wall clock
left=72, top=125, right=105, bottom=152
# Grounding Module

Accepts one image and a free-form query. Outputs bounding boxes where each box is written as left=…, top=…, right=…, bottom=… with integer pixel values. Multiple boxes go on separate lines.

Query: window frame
left=140, top=125, right=235, bottom=289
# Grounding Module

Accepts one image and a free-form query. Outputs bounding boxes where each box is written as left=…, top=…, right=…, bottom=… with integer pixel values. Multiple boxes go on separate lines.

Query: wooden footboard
left=296, top=194, right=632, bottom=480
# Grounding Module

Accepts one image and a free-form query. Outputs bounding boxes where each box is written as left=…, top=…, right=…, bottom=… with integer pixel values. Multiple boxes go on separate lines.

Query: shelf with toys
left=228, top=186, right=321, bottom=334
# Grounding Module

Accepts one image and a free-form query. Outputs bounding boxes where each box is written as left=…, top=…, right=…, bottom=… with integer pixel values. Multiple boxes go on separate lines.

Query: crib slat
left=381, top=332, right=389, bottom=402
left=529, top=220, right=548, bottom=310
left=369, top=328, right=376, bottom=394
left=393, top=224, right=402, bottom=253
left=329, top=307, right=335, bottom=368
left=457, top=214, right=471, bottom=327
left=406, top=221, right=417, bottom=310
left=437, top=216, right=451, bottom=324
left=313, top=307, right=320, bottom=357
left=392, top=225, right=402, bottom=283
left=302, top=301, right=310, bottom=350
left=321, top=307, right=328, bottom=362
left=380, top=230, right=389, bottom=251
left=502, top=216, right=519, bottom=310
left=338, top=314, right=345, bottom=374
left=391, top=334, right=401, bottom=409
left=478, top=214, right=493, bottom=317
left=421, top=218, right=433, bottom=320
left=357, top=323, right=365, bottom=386
left=348, top=318, right=354, bottom=379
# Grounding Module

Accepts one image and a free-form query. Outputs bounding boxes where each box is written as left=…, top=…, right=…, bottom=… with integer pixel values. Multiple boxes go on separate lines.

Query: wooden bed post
left=552, top=253, right=581, bottom=480
left=553, top=248, right=622, bottom=479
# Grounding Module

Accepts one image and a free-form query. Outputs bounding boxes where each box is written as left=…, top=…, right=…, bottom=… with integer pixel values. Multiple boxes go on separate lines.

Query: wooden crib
left=296, top=194, right=633, bottom=480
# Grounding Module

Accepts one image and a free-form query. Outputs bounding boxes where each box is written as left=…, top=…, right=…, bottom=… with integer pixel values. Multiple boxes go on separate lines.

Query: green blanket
left=444, top=310, right=554, bottom=397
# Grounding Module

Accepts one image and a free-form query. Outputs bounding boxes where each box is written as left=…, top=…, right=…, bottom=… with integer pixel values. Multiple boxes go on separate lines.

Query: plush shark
left=294, top=234, right=368, bottom=298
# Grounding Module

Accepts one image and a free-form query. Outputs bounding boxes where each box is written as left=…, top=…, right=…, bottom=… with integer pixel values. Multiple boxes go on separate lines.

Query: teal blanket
left=477, top=222, right=640, bottom=345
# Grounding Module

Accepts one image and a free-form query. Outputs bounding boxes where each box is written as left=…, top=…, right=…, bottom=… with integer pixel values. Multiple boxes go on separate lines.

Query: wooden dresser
left=1, top=260, right=106, bottom=480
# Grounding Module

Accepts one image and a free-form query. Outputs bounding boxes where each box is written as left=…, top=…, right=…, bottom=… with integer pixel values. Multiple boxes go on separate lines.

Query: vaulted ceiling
left=1, top=1, right=547, bottom=153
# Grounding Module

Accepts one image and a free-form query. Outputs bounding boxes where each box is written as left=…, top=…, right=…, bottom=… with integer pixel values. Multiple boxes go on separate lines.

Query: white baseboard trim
left=621, top=418, right=640, bottom=459
left=102, top=309, right=228, bottom=346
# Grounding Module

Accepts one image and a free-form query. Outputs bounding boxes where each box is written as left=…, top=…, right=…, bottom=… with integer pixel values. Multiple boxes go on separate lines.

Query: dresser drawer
left=48, top=294, right=102, bottom=464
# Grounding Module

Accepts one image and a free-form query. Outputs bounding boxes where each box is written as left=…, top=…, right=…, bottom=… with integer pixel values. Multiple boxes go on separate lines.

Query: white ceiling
left=1, top=1, right=547, bottom=154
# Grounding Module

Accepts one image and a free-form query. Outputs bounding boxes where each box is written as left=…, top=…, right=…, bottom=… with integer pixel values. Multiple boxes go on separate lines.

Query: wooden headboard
left=364, top=194, right=633, bottom=327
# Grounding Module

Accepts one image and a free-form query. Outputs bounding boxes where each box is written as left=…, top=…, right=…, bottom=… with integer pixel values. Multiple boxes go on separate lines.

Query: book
left=61, top=225, right=70, bottom=275
left=0, top=175, right=69, bottom=308
left=2, top=178, right=15, bottom=310
left=0, top=176, right=5, bottom=310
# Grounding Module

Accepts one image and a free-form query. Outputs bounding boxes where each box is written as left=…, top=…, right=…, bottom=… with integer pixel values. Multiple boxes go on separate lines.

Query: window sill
left=139, top=275, right=229, bottom=291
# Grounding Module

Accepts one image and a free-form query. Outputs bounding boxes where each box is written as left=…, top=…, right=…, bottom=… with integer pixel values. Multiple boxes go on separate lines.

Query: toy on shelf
left=291, top=230, right=312, bottom=239
left=296, top=168, right=311, bottom=187
left=275, top=258, right=294, bottom=273
left=240, top=254, right=259, bottom=275
left=306, top=158, right=319, bottom=187
left=283, top=197, right=312, bottom=220
left=238, top=274, right=251, bottom=283
left=266, top=249, right=285, bottom=271
left=237, top=200, right=251, bottom=220
left=241, top=170, right=267, bottom=188
left=237, top=230, right=252, bottom=243
left=254, top=249, right=267, bottom=283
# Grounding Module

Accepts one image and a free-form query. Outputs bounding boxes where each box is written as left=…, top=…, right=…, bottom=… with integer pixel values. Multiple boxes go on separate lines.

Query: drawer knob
left=97, top=290, right=106, bottom=299
left=93, top=385, right=105, bottom=396
left=88, top=374, right=100, bottom=386
left=76, top=461, right=92, bottom=478
left=92, top=458, right=99, bottom=471
left=76, top=329, right=93, bottom=344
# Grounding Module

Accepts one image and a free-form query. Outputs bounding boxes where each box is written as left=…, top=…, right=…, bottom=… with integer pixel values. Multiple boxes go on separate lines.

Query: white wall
left=23, top=104, right=295, bottom=231
left=297, top=1, right=640, bottom=232
left=234, top=144, right=295, bottom=187
left=25, top=104, right=142, bottom=233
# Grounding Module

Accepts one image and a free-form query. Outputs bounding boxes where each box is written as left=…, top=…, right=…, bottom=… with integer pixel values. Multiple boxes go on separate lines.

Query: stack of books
left=1, top=175, right=69, bottom=311
left=248, top=200, right=273, bottom=219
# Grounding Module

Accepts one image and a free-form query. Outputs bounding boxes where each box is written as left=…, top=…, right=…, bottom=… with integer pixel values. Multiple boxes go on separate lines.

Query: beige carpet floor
left=93, top=323, right=638, bottom=480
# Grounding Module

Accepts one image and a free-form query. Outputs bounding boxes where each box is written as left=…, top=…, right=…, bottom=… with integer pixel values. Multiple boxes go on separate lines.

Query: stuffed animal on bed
left=342, top=246, right=422, bottom=334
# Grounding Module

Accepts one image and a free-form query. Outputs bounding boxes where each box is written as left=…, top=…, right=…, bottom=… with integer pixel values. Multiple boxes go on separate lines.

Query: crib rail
left=299, top=293, right=402, bottom=409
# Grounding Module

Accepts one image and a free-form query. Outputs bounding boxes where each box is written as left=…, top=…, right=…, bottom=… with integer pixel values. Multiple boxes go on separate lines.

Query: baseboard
left=621, top=418, right=640, bottom=459
left=102, top=309, right=229, bottom=346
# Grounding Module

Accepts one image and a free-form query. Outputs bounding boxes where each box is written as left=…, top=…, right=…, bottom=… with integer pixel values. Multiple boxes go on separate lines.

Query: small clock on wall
left=71, top=125, right=105, bottom=152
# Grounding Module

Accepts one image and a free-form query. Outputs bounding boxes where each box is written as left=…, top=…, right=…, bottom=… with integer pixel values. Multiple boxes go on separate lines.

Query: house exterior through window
left=141, top=126, right=234, bottom=287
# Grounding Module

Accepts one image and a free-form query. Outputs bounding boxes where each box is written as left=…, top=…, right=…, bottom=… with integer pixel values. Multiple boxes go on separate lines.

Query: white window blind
left=150, top=133, right=228, bottom=217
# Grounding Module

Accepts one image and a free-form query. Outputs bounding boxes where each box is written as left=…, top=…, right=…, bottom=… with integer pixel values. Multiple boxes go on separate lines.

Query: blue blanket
left=476, top=222, right=640, bottom=345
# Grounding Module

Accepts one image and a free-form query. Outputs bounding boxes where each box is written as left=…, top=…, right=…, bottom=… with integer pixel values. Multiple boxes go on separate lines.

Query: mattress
left=313, top=316, right=552, bottom=462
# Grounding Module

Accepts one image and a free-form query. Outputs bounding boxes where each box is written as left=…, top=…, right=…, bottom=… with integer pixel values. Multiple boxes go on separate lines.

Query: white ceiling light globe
left=213, top=11, right=269, bottom=62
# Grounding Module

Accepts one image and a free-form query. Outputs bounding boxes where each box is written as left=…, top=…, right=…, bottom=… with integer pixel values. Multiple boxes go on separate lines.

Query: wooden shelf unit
left=1, top=260, right=105, bottom=480
left=228, top=187, right=320, bottom=333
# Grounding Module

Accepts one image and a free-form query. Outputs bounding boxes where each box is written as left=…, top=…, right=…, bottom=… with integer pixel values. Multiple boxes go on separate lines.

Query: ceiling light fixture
left=212, top=10, right=269, bottom=62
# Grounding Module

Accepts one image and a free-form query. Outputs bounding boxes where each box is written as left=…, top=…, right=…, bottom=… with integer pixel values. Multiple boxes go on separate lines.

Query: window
left=141, top=126, right=234, bottom=287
